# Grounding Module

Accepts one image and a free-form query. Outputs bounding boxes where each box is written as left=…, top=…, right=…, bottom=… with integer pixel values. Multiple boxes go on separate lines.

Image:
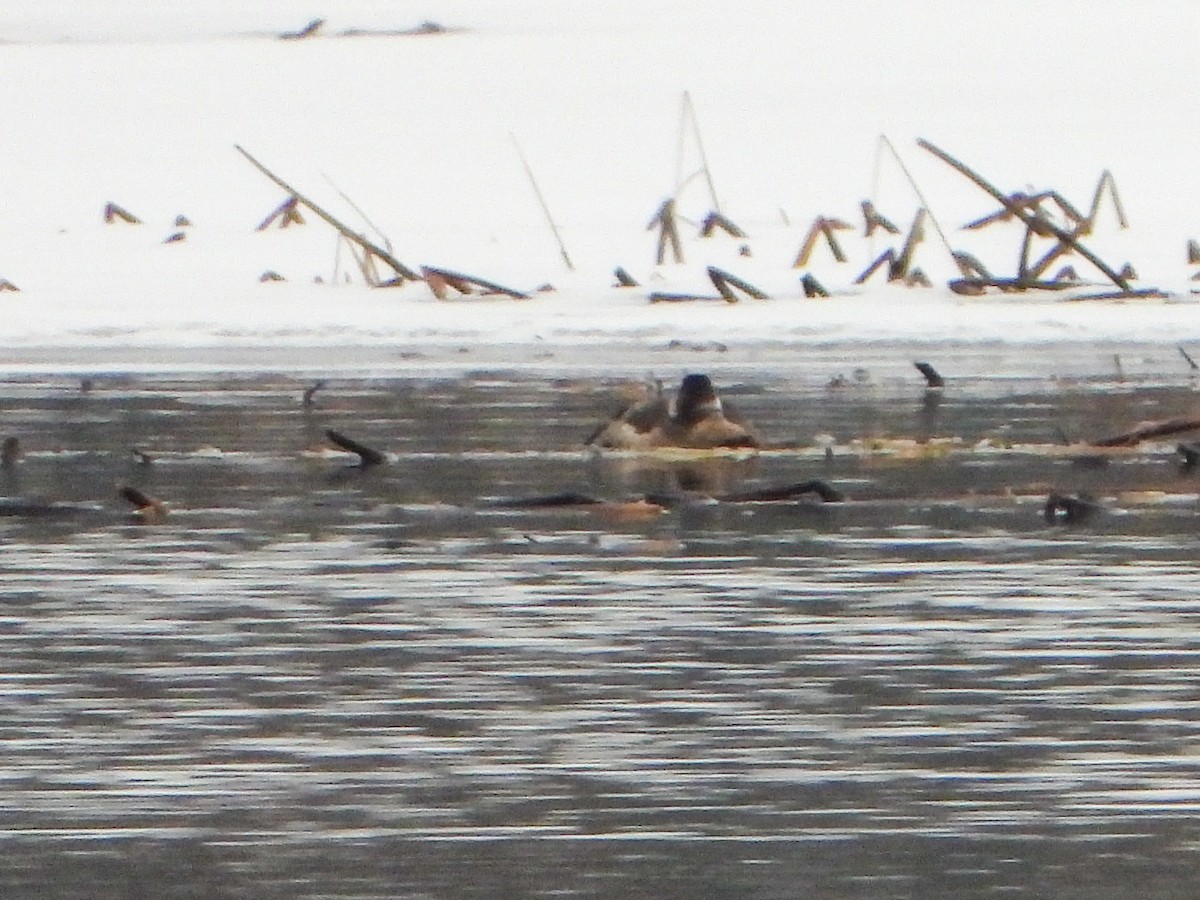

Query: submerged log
left=325, top=428, right=387, bottom=467
left=1091, top=416, right=1200, bottom=448
left=717, top=480, right=844, bottom=503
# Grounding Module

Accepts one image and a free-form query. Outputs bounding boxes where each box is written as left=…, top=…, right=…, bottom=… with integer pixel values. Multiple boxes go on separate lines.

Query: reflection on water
left=0, top=352, right=1199, bottom=898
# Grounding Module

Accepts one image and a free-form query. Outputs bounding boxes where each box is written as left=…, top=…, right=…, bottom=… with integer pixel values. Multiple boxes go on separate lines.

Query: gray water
left=1, top=343, right=1199, bottom=899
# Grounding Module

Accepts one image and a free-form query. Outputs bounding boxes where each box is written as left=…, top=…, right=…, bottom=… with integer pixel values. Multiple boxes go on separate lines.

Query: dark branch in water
left=913, top=361, right=944, bottom=388
left=718, top=480, right=844, bottom=503
left=1044, top=492, right=1101, bottom=525
left=1091, top=416, right=1200, bottom=448
left=325, top=429, right=387, bottom=467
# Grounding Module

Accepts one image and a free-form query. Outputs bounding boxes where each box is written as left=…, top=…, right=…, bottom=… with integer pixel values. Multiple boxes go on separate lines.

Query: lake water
left=1, top=341, right=1199, bottom=899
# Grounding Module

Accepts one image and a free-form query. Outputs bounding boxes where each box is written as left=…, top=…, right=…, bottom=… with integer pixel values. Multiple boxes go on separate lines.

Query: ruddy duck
left=586, top=374, right=759, bottom=450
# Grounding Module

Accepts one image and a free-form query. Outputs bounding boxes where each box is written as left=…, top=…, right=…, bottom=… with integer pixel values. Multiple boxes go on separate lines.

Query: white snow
left=1, top=0, right=1199, bottom=359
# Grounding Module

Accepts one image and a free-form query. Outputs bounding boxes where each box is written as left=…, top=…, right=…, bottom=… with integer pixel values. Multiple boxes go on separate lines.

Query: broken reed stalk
left=511, top=134, right=575, bottom=272
left=874, top=135, right=958, bottom=269
left=648, top=199, right=684, bottom=264
left=419, top=265, right=530, bottom=300
left=675, top=90, right=721, bottom=213
left=917, top=138, right=1131, bottom=292
left=1087, top=170, right=1128, bottom=231
left=707, top=266, right=768, bottom=301
left=103, top=202, right=141, bottom=225
left=793, top=216, right=850, bottom=267
left=234, top=144, right=419, bottom=284
left=861, top=200, right=899, bottom=237
left=700, top=211, right=747, bottom=239
left=323, top=175, right=395, bottom=254
left=891, top=208, right=926, bottom=279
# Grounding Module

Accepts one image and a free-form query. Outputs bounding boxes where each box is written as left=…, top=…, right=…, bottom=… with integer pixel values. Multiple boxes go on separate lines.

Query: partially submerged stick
left=1091, top=416, right=1200, bottom=448
left=325, top=428, right=387, bottom=466
left=913, top=361, right=944, bottom=388
left=235, top=144, right=419, bottom=284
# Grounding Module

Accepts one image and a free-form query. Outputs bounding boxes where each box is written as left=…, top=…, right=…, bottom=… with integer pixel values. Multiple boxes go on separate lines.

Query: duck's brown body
left=587, top=374, right=759, bottom=450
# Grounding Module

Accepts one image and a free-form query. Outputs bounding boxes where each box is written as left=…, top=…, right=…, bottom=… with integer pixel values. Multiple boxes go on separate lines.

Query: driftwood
left=918, top=139, right=1132, bottom=292
left=707, top=266, right=768, bottom=301
left=235, top=144, right=419, bottom=285
left=0, top=279, right=20, bottom=293
left=103, top=202, right=141, bottom=225
left=1091, top=416, right=1200, bottom=448
left=420, top=265, right=529, bottom=300
left=325, top=428, right=387, bottom=467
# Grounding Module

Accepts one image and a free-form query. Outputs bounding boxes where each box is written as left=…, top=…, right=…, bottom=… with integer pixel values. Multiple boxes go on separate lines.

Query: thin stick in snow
left=511, top=134, right=574, bottom=272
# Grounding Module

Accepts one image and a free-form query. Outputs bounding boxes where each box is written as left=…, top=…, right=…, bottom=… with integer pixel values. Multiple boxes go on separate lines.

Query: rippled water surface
left=2, top=344, right=1200, bottom=898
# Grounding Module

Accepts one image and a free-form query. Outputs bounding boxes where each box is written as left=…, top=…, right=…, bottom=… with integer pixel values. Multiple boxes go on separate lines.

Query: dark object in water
left=718, top=480, right=844, bottom=503
left=1092, top=416, right=1200, bottom=448
left=1, top=437, right=21, bottom=467
left=487, top=491, right=605, bottom=509
left=913, top=361, right=944, bottom=388
left=586, top=374, right=759, bottom=450
left=0, top=500, right=90, bottom=518
left=1043, top=492, right=1101, bottom=525
left=303, top=380, right=326, bottom=408
left=118, top=484, right=168, bottom=522
left=1177, top=442, right=1200, bottom=471
left=325, top=429, right=387, bottom=467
